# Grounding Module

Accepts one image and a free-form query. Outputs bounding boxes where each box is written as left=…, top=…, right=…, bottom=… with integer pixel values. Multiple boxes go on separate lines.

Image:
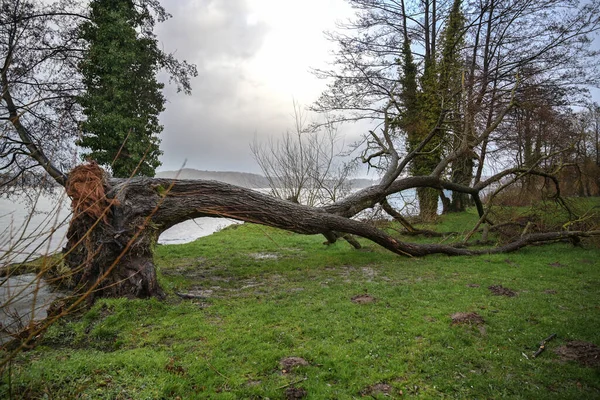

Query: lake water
left=0, top=191, right=239, bottom=338
left=0, top=192, right=240, bottom=264
left=0, top=273, right=59, bottom=344
left=0, top=187, right=437, bottom=335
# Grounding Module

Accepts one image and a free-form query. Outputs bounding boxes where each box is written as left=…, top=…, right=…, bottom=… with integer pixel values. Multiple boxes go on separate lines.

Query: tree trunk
left=65, top=213, right=164, bottom=301
left=62, top=174, right=430, bottom=300
left=64, top=163, right=164, bottom=301
left=62, top=164, right=599, bottom=301
left=61, top=166, right=467, bottom=300
left=449, top=156, right=474, bottom=212
left=417, top=187, right=438, bottom=220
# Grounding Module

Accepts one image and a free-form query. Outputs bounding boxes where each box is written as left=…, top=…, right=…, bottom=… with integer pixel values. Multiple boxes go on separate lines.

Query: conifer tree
left=78, top=0, right=165, bottom=177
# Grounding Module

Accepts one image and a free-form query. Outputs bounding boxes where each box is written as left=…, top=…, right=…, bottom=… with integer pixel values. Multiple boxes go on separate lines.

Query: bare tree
left=251, top=101, right=355, bottom=206
left=0, top=0, right=83, bottom=191
left=313, top=0, right=600, bottom=217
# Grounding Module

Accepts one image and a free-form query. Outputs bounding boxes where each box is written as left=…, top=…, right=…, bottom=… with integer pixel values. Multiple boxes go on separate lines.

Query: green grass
left=1, top=211, right=599, bottom=399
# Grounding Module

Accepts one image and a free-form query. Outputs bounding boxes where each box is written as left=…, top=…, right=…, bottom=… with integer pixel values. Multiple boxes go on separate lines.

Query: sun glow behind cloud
left=244, top=0, right=353, bottom=105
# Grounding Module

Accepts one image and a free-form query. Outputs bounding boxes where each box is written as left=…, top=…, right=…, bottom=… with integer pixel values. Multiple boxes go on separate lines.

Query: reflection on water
left=0, top=273, right=63, bottom=344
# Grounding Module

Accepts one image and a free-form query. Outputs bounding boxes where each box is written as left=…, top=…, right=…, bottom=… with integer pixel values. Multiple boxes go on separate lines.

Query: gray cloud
left=155, top=0, right=287, bottom=173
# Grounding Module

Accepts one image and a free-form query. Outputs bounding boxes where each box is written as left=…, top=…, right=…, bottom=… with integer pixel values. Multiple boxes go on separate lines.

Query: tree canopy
left=0, top=0, right=196, bottom=189
left=314, top=0, right=600, bottom=218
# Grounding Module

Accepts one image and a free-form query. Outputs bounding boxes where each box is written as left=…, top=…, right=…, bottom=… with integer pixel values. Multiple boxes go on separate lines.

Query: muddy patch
left=488, top=284, right=517, bottom=297
left=175, top=288, right=214, bottom=299
left=351, top=294, right=376, bottom=304
left=249, top=252, right=279, bottom=260
left=466, top=283, right=480, bottom=288
left=361, top=383, right=393, bottom=396
left=554, top=341, right=600, bottom=367
left=361, top=267, right=377, bottom=280
left=548, top=261, right=566, bottom=268
left=451, top=312, right=485, bottom=325
left=504, top=259, right=519, bottom=267
left=543, top=289, right=557, bottom=295
left=280, top=356, right=309, bottom=372
left=285, top=386, right=307, bottom=399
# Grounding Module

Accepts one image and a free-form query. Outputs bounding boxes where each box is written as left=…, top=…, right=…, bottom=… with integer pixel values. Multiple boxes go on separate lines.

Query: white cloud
left=154, top=0, right=356, bottom=173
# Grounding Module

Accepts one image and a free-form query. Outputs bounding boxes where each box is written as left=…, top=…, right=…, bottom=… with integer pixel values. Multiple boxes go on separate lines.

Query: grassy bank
left=1, top=209, right=599, bottom=399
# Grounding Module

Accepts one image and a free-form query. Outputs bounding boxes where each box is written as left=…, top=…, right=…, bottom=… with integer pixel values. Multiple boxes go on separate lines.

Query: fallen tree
left=60, top=162, right=599, bottom=301
left=3, top=0, right=600, bottom=303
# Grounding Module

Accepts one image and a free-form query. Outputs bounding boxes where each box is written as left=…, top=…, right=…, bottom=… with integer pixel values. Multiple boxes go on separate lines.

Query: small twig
left=533, top=333, right=557, bottom=358
left=205, top=359, right=228, bottom=380
left=521, top=222, right=532, bottom=237
left=277, top=377, right=308, bottom=390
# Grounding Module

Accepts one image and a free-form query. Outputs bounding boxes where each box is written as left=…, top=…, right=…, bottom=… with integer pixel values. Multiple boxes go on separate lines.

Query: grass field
left=1, top=207, right=599, bottom=399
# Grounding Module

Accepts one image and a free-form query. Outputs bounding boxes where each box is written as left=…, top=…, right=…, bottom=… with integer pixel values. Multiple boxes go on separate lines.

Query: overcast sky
left=154, top=0, right=356, bottom=174
left=154, top=0, right=600, bottom=175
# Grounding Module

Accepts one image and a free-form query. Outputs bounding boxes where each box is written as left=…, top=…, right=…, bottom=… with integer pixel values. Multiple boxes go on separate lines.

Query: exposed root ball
left=66, top=161, right=115, bottom=223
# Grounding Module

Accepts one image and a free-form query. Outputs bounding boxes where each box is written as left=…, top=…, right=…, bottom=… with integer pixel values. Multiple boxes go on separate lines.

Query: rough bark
left=449, top=156, right=474, bottom=212
left=61, top=173, right=464, bottom=300
left=62, top=168, right=600, bottom=301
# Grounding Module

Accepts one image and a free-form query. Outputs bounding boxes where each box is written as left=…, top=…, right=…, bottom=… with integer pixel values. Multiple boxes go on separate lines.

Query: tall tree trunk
left=449, top=156, right=474, bottom=212
left=417, top=187, right=439, bottom=219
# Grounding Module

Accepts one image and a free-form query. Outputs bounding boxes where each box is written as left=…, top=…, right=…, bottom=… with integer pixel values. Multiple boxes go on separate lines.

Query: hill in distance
left=156, top=168, right=377, bottom=190
left=156, top=169, right=269, bottom=188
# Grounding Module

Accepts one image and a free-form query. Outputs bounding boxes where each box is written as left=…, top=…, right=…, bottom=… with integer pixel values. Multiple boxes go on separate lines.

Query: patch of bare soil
left=175, top=289, right=214, bottom=299
left=543, top=289, right=557, bottom=295
left=504, top=259, right=519, bottom=267
left=548, top=261, right=566, bottom=268
left=280, top=357, right=309, bottom=372
left=361, top=267, right=377, bottom=280
left=285, top=387, right=307, bottom=399
left=249, top=252, right=279, bottom=260
left=361, top=383, right=393, bottom=396
left=165, top=357, right=186, bottom=375
left=488, top=284, right=517, bottom=297
left=451, top=312, right=485, bottom=325
left=466, top=283, right=480, bottom=288
left=351, top=294, right=376, bottom=304
left=554, top=341, right=600, bottom=367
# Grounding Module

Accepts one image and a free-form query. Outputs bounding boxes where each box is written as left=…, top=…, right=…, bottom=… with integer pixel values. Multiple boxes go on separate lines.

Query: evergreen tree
left=78, top=0, right=165, bottom=177
left=396, top=0, right=445, bottom=220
